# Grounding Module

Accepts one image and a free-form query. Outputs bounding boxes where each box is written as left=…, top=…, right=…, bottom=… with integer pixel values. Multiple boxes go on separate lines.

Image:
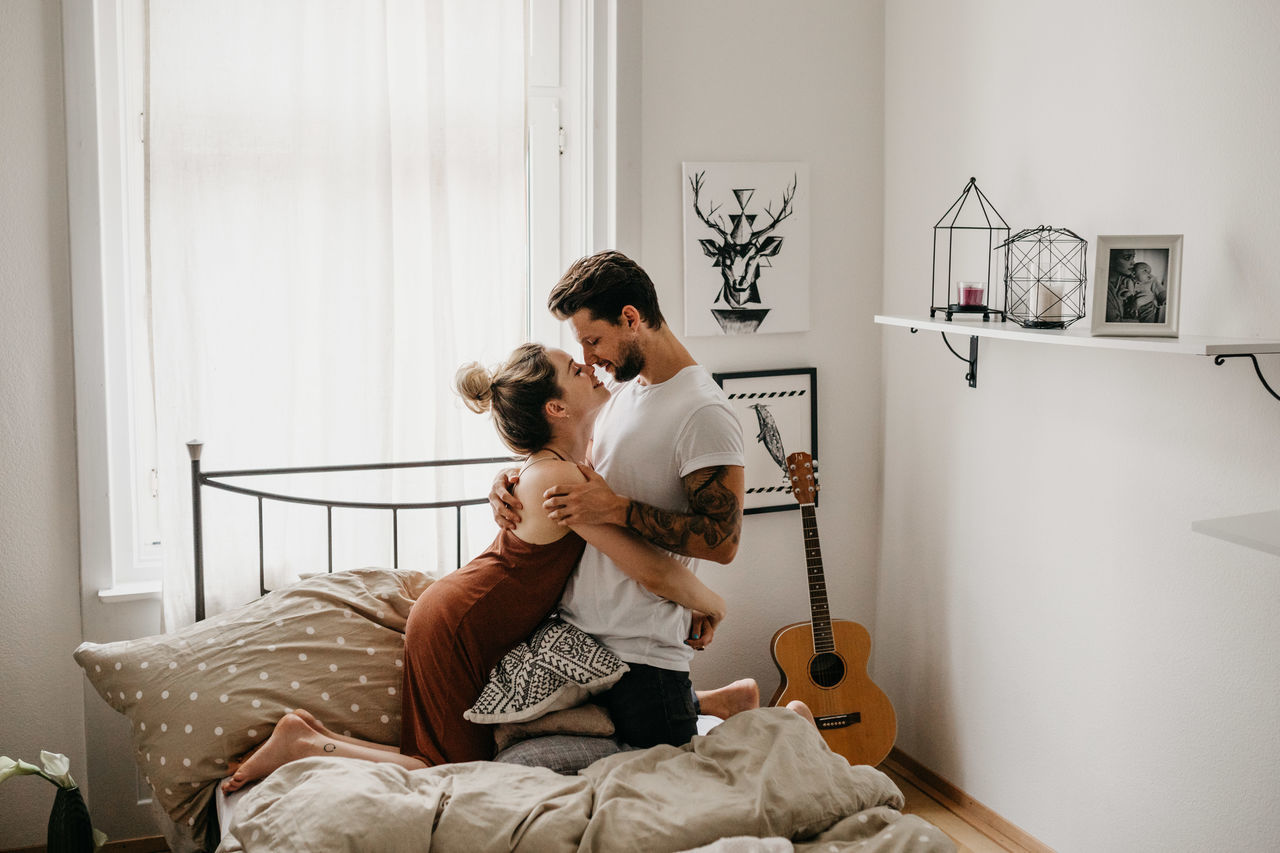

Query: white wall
left=620, top=0, right=886, bottom=700
left=0, top=0, right=90, bottom=846
left=880, top=1, right=1280, bottom=851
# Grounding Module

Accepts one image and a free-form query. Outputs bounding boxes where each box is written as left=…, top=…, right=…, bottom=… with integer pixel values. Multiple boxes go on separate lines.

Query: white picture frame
left=1090, top=234, right=1183, bottom=337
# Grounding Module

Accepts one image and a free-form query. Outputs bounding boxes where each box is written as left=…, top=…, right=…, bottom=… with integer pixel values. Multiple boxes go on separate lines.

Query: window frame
left=64, top=0, right=158, bottom=602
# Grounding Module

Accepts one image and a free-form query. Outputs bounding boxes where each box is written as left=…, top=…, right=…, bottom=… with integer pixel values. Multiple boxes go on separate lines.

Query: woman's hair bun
left=453, top=343, right=558, bottom=455
left=454, top=362, right=495, bottom=413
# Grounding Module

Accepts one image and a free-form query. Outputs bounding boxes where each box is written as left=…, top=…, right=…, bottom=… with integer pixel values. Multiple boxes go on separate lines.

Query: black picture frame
left=712, top=367, right=818, bottom=514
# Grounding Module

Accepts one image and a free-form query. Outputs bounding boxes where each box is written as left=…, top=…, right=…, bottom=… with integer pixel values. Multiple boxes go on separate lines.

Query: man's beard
left=610, top=339, right=645, bottom=382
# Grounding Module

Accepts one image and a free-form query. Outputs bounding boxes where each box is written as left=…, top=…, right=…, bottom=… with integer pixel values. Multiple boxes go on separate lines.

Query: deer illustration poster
left=682, top=162, right=811, bottom=336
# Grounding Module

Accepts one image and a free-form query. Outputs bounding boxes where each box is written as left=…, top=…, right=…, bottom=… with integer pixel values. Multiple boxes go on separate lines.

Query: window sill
left=97, top=581, right=162, bottom=603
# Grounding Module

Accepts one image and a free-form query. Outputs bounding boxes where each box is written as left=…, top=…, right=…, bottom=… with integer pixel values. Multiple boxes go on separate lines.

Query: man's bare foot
left=697, top=678, right=760, bottom=720
left=221, top=713, right=321, bottom=793
left=786, top=699, right=817, bottom=728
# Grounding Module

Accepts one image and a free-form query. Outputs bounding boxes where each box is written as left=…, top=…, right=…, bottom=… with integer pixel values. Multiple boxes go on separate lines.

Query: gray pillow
left=493, top=734, right=627, bottom=775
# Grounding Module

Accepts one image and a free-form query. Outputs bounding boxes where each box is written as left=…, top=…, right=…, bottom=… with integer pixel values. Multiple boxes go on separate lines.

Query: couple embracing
left=224, top=251, right=793, bottom=792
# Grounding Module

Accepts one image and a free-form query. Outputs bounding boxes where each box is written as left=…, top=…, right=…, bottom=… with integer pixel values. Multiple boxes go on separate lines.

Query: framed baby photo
left=1090, top=234, right=1183, bottom=337
left=712, top=367, right=817, bottom=514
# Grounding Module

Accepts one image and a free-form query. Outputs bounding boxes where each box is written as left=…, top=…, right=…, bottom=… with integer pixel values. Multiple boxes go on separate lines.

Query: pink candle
left=958, top=281, right=985, bottom=306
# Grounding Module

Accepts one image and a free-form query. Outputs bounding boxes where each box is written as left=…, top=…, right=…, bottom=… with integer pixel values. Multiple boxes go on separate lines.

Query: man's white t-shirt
left=558, top=365, right=744, bottom=669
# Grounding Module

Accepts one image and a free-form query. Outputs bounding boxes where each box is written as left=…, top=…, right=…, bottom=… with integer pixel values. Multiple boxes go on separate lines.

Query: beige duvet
left=217, top=708, right=955, bottom=853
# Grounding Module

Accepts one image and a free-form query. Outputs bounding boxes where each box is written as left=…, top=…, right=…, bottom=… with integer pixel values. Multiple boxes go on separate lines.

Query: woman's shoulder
left=513, top=458, right=585, bottom=502
left=511, top=459, right=584, bottom=545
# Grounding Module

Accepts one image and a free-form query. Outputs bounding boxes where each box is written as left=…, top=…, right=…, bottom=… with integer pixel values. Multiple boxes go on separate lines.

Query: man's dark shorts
left=598, top=662, right=699, bottom=749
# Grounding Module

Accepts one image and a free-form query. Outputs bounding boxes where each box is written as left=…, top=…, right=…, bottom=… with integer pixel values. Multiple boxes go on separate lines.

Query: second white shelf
left=1191, top=511, right=1280, bottom=558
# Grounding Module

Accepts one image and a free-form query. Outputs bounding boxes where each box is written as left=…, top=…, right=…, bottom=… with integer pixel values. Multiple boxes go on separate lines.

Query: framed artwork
left=1090, top=234, right=1183, bottom=337
left=712, top=367, right=817, bottom=514
left=682, top=162, right=811, bottom=337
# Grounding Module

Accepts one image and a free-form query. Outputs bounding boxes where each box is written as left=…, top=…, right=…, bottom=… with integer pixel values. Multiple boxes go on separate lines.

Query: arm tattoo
left=625, top=466, right=742, bottom=558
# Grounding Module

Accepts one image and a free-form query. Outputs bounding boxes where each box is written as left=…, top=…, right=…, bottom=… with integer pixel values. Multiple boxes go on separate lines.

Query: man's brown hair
left=547, top=251, right=666, bottom=328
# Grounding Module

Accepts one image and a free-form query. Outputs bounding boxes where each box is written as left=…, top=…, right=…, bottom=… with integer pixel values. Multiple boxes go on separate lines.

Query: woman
left=222, top=343, right=728, bottom=792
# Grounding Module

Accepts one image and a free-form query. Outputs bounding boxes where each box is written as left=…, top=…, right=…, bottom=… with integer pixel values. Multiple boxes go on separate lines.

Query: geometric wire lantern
left=997, top=225, right=1088, bottom=329
left=931, top=177, right=1008, bottom=322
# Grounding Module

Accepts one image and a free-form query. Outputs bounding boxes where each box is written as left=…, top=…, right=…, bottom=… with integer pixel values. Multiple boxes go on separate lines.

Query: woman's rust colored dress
left=399, top=528, right=585, bottom=765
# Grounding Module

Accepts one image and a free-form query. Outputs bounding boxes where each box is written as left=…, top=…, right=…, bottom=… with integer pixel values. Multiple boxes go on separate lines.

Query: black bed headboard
left=187, top=440, right=517, bottom=621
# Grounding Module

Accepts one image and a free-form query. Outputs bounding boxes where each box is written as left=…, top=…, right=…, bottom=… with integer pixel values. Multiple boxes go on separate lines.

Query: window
left=65, top=0, right=614, bottom=604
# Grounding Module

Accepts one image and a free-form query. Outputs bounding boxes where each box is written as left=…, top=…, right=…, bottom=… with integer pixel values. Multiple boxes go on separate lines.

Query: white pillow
left=464, top=616, right=628, bottom=724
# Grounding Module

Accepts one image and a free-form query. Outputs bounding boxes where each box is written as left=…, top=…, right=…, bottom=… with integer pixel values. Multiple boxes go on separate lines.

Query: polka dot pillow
left=74, top=567, right=432, bottom=845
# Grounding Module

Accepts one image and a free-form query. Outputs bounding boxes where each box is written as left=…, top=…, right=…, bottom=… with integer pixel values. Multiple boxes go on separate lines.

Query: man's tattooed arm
left=624, top=465, right=744, bottom=564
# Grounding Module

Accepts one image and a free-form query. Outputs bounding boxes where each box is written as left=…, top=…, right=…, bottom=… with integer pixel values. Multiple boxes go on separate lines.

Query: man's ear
left=619, top=305, right=642, bottom=330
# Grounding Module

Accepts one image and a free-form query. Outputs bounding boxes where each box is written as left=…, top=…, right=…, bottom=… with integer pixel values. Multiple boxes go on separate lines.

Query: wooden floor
left=880, top=748, right=1053, bottom=853
left=883, top=765, right=1013, bottom=852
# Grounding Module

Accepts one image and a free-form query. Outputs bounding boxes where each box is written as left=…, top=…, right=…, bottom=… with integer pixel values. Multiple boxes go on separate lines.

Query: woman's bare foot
left=291, top=708, right=339, bottom=739
left=289, top=707, right=398, bottom=754
left=221, top=713, right=321, bottom=793
left=696, top=678, right=760, bottom=720
left=786, top=699, right=817, bottom=728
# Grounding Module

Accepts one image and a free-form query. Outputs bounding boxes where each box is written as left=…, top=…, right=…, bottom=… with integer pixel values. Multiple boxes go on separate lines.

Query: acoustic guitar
left=769, top=451, right=897, bottom=766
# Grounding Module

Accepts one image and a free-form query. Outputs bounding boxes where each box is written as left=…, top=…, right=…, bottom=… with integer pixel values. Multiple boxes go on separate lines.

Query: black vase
left=47, top=786, right=95, bottom=853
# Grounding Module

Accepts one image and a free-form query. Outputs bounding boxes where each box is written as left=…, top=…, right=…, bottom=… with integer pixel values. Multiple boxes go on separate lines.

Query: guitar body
left=770, top=618, right=897, bottom=766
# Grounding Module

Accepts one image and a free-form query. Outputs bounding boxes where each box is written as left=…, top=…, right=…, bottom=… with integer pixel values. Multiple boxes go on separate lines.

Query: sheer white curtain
left=150, top=0, right=526, bottom=627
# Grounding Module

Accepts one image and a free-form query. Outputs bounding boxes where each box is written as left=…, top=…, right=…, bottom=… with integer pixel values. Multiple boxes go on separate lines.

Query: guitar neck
left=800, top=503, right=834, bottom=653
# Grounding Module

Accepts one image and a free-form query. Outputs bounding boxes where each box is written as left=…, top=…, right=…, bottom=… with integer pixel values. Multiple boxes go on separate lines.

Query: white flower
left=0, top=756, right=44, bottom=784
left=1, top=752, right=75, bottom=789
left=40, top=751, right=75, bottom=788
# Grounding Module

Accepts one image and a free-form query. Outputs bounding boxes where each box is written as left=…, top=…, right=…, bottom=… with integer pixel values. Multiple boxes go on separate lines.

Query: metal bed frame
left=187, top=440, right=517, bottom=621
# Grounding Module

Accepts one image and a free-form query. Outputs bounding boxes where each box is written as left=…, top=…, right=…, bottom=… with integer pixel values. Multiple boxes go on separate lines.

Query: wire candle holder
left=930, top=177, right=1008, bottom=322
left=998, top=226, right=1088, bottom=329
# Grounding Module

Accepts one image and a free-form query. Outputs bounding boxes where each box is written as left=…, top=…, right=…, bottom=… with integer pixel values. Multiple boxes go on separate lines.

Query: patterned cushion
left=464, top=616, right=628, bottom=724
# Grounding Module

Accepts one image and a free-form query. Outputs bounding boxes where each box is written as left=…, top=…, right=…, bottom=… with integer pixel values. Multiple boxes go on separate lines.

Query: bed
left=74, top=444, right=954, bottom=852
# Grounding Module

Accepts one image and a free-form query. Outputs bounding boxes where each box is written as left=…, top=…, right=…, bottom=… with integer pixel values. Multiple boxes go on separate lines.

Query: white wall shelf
left=1191, top=511, right=1280, bottom=558
left=877, top=314, right=1280, bottom=557
left=874, top=314, right=1280, bottom=397
left=874, top=313, right=1280, bottom=356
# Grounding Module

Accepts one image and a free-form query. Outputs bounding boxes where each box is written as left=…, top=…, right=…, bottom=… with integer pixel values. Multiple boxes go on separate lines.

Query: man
left=492, top=251, right=755, bottom=748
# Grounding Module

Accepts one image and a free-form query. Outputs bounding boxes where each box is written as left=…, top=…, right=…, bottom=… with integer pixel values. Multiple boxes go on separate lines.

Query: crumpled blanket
left=216, top=708, right=955, bottom=853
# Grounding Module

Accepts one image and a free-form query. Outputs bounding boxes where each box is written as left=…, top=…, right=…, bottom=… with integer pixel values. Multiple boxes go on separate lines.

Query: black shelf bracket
left=911, top=328, right=979, bottom=388
left=1212, top=354, right=1280, bottom=403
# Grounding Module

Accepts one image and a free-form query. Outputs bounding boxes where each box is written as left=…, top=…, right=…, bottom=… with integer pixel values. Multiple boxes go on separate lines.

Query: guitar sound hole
left=809, top=652, right=845, bottom=689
